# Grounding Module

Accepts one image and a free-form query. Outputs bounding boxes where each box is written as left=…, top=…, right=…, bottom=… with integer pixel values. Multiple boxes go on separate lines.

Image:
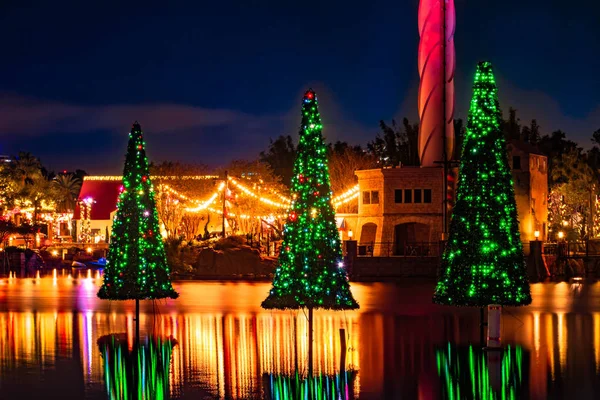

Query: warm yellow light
left=86, top=247, right=93, bottom=253
left=562, top=220, right=569, bottom=227
left=84, top=175, right=218, bottom=181
left=534, top=230, right=540, bottom=239
left=51, top=250, right=59, bottom=257
left=558, top=231, right=564, bottom=239
left=348, top=230, right=353, bottom=238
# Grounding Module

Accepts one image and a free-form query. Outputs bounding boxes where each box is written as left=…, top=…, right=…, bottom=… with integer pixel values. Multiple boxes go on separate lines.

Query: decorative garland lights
left=184, top=182, right=225, bottom=213
left=332, top=185, right=360, bottom=208
left=228, top=178, right=290, bottom=209
left=84, top=175, right=218, bottom=181
left=85, top=175, right=360, bottom=216
left=78, top=197, right=95, bottom=243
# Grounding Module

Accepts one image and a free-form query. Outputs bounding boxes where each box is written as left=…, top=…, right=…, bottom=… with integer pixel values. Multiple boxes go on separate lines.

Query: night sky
left=1, top=0, right=598, bottom=174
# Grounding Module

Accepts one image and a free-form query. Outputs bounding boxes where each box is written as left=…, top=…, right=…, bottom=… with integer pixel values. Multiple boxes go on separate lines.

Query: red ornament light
left=137, top=145, right=143, bottom=150
left=142, top=176, right=148, bottom=182
left=306, top=91, right=314, bottom=99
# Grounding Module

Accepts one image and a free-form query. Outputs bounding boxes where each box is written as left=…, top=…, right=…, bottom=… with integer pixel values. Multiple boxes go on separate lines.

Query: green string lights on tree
left=98, top=122, right=178, bottom=300
left=433, top=62, right=531, bottom=307
left=262, top=89, right=358, bottom=310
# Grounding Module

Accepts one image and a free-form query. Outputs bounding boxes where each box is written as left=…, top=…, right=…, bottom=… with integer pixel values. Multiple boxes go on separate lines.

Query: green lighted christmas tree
left=433, top=62, right=531, bottom=306
left=262, top=89, right=358, bottom=310
left=98, top=122, right=178, bottom=300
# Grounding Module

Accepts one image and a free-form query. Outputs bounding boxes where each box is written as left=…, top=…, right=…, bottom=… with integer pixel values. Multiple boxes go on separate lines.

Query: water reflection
left=2, top=279, right=600, bottom=398
left=436, top=344, right=527, bottom=400
left=98, top=334, right=175, bottom=400
left=264, top=370, right=357, bottom=400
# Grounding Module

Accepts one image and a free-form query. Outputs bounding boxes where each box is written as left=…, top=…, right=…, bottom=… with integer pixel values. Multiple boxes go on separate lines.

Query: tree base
left=261, top=294, right=358, bottom=310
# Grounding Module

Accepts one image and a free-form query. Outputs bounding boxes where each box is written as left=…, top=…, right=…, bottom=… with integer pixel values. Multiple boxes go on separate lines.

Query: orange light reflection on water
left=2, top=279, right=600, bottom=398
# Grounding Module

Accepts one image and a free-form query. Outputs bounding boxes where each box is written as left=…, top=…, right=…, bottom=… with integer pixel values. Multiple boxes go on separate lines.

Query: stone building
left=508, top=140, right=549, bottom=242
left=350, top=140, right=548, bottom=256
left=352, top=167, right=446, bottom=256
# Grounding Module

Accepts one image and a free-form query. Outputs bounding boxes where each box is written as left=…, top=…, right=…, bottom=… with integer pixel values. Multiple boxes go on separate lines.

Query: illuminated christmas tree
left=98, top=122, right=178, bottom=300
left=433, top=62, right=531, bottom=306
left=262, top=89, right=358, bottom=310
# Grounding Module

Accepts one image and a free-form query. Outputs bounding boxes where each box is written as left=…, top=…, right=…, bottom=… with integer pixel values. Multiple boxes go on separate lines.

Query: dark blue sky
left=0, top=0, right=598, bottom=173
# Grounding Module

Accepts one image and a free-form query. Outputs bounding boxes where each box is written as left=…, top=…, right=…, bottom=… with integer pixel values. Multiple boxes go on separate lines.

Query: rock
left=194, top=246, right=275, bottom=277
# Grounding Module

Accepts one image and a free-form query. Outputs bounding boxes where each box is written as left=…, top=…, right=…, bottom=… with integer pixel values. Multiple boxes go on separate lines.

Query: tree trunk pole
left=222, top=170, right=228, bottom=238
left=135, top=299, right=140, bottom=400
left=308, top=307, right=313, bottom=378
left=339, top=328, right=347, bottom=372
left=480, top=306, right=485, bottom=347
left=294, top=315, right=299, bottom=373
left=135, top=299, right=140, bottom=345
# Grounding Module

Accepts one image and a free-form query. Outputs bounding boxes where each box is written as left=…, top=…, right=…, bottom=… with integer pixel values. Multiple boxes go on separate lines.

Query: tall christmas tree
left=98, top=122, right=178, bottom=301
left=262, top=89, right=358, bottom=310
left=433, top=62, right=531, bottom=306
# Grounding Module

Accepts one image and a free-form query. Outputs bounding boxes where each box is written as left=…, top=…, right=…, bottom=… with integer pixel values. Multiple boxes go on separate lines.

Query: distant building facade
left=350, top=140, right=548, bottom=256
left=353, top=167, right=445, bottom=256
left=508, top=140, right=549, bottom=242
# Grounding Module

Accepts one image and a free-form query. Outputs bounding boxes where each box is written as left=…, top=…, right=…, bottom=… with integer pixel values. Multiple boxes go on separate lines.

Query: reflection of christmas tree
left=263, top=370, right=357, bottom=400
left=98, top=334, right=176, bottom=400
left=434, top=62, right=531, bottom=306
left=436, top=344, right=528, bottom=400
left=262, top=89, right=357, bottom=310
left=98, top=122, right=178, bottom=300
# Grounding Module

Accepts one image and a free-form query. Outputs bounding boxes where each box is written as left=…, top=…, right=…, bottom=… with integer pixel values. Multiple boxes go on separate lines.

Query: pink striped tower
left=418, top=0, right=455, bottom=166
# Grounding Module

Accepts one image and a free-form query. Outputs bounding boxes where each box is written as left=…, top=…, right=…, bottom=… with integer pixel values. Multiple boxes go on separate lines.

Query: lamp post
left=222, top=170, right=228, bottom=238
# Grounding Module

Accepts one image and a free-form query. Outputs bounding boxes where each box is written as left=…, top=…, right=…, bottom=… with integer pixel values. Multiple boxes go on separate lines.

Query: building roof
left=74, top=179, right=122, bottom=220
left=73, top=175, right=218, bottom=220
left=508, top=139, right=546, bottom=157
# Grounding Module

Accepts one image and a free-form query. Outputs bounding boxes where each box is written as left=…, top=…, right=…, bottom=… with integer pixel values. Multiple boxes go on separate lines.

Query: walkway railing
left=356, top=242, right=442, bottom=257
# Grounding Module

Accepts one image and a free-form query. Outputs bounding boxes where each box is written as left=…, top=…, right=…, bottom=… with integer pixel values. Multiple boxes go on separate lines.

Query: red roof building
left=74, top=177, right=123, bottom=221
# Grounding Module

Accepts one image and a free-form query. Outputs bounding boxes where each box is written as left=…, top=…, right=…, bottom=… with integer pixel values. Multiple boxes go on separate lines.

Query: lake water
left=1, top=272, right=600, bottom=399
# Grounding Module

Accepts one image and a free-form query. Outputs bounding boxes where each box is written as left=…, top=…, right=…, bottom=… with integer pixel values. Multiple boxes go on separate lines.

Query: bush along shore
left=167, top=236, right=277, bottom=280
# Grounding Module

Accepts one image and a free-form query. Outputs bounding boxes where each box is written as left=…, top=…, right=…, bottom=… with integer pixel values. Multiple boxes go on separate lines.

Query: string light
left=332, top=185, right=360, bottom=208
left=262, top=89, right=358, bottom=310
left=84, top=175, right=218, bottom=181
left=229, top=178, right=290, bottom=209
left=184, top=183, right=225, bottom=213
left=433, top=62, right=531, bottom=307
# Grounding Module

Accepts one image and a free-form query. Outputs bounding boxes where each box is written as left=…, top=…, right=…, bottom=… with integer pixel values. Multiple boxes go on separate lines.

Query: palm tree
left=53, top=173, right=82, bottom=213
left=11, top=152, right=43, bottom=187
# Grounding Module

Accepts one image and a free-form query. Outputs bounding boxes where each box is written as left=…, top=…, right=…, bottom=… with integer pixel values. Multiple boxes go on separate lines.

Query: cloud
left=0, top=92, right=283, bottom=137
left=0, top=90, right=374, bottom=173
